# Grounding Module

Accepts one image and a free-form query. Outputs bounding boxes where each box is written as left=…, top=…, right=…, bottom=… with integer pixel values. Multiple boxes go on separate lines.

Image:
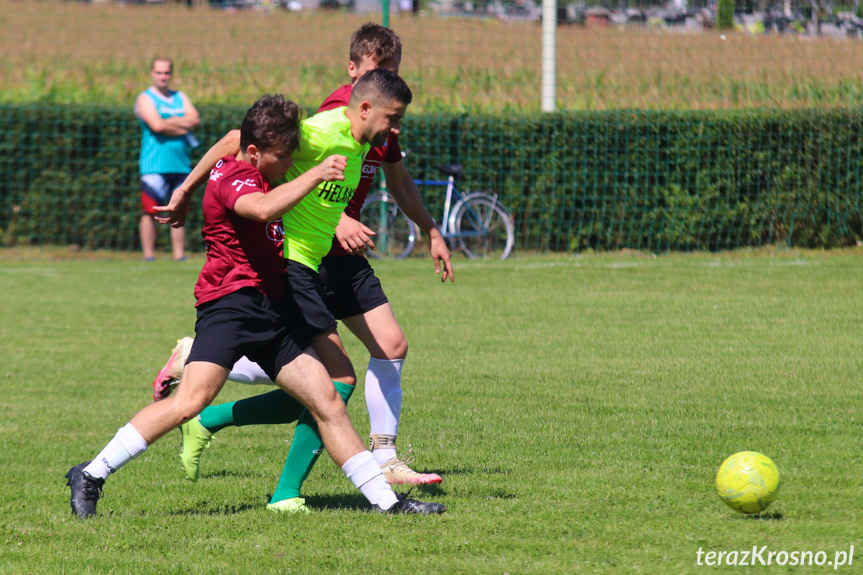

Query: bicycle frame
left=412, top=176, right=459, bottom=238
left=367, top=162, right=514, bottom=259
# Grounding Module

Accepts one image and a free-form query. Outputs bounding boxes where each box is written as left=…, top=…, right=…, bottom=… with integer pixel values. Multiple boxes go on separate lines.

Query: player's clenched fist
left=318, top=155, right=347, bottom=182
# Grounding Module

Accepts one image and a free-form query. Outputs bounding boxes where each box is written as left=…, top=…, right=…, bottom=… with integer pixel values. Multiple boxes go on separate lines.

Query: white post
left=541, top=0, right=557, bottom=112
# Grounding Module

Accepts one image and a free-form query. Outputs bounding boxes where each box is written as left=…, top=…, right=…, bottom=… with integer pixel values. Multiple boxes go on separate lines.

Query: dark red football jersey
left=319, top=84, right=403, bottom=256
left=194, top=156, right=286, bottom=306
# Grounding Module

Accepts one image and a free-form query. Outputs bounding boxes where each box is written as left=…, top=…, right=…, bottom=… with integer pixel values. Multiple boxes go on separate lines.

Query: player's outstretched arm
left=234, top=155, right=347, bottom=222
left=154, top=130, right=241, bottom=227
left=334, top=212, right=376, bottom=255
left=383, top=160, right=454, bottom=282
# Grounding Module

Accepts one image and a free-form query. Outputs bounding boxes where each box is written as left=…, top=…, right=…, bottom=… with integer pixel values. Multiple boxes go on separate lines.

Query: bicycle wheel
left=452, top=193, right=515, bottom=260
left=360, top=194, right=418, bottom=260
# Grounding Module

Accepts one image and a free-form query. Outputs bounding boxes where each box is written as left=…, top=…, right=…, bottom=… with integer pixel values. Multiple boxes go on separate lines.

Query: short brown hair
left=350, top=69, right=412, bottom=109
left=150, top=57, right=173, bottom=72
left=349, top=23, right=402, bottom=67
left=240, top=94, right=302, bottom=156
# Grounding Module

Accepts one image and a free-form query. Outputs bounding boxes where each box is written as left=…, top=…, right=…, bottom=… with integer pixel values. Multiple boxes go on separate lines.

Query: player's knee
left=377, top=336, right=408, bottom=360
left=170, top=387, right=216, bottom=424
left=334, top=373, right=357, bottom=387
left=171, top=401, right=207, bottom=427
left=181, top=393, right=212, bottom=420
left=308, top=391, right=348, bottom=425
left=393, top=337, right=408, bottom=359
left=325, top=357, right=357, bottom=386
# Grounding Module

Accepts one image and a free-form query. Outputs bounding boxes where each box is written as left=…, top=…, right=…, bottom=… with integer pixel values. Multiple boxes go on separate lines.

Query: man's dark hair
left=240, top=94, right=302, bottom=155
left=350, top=69, right=412, bottom=107
left=349, top=22, right=402, bottom=66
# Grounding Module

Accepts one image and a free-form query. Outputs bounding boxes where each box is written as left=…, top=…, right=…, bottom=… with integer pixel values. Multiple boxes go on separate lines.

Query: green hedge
left=717, top=0, right=735, bottom=29
left=1, top=105, right=861, bottom=254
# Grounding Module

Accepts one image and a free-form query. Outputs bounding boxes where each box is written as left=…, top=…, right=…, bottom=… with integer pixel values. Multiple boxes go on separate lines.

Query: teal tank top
left=137, top=88, right=192, bottom=175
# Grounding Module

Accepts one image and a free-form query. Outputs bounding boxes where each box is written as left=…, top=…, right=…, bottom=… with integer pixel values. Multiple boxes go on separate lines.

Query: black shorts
left=284, top=260, right=338, bottom=340
left=319, top=254, right=389, bottom=320
left=188, top=287, right=310, bottom=381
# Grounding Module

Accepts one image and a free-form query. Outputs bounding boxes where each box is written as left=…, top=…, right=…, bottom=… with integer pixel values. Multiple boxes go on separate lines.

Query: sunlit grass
left=0, top=250, right=861, bottom=573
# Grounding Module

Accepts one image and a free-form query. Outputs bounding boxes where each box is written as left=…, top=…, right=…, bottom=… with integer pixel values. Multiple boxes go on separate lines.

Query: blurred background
left=1, top=0, right=861, bottom=254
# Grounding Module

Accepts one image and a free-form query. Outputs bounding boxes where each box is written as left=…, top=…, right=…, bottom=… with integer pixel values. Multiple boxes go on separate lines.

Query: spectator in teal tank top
left=134, top=57, right=200, bottom=261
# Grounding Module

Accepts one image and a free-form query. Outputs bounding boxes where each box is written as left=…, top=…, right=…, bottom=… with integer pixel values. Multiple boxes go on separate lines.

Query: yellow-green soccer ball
left=715, top=451, right=780, bottom=514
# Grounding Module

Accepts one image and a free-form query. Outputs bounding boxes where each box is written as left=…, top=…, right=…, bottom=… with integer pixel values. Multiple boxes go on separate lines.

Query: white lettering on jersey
left=210, top=159, right=226, bottom=181
left=231, top=178, right=257, bottom=192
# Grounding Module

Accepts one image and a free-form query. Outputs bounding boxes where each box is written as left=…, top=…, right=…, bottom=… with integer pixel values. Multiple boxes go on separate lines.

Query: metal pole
left=541, top=0, right=557, bottom=112
left=383, top=0, right=390, bottom=28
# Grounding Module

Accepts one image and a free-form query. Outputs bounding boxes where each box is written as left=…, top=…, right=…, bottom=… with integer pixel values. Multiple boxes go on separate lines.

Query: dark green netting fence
left=3, top=2, right=863, bottom=255
left=1, top=104, right=861, bottom=254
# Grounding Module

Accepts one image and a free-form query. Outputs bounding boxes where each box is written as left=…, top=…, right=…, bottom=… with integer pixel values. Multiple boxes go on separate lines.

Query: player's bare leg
left=272, top=350, right=360, bottom=466
left=131, top=362, right=229, bottom=443
left=268, top=335, right=357, bottom=509
left=342, top=303, right=407, bottom=361
left=271, top=349, right=444, bottom=514
left=343, top=303, right=442, bottom=484
left=66, top=362, right=230, bottom=518
left=311, top=330, right=356, bottom=386
left=170, top=334, right=359, bottom=495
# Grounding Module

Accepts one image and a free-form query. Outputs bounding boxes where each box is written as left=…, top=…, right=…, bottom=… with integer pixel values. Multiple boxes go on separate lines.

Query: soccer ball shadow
left=740, top=511, right=784, bottom=521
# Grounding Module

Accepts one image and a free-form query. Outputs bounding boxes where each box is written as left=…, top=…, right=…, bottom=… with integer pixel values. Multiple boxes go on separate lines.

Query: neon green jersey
left=280, top=107, right=369, bottom=271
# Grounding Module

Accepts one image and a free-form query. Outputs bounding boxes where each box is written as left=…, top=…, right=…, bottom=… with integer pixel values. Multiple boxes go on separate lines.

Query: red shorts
left=140, top=173, right=188, bottom=215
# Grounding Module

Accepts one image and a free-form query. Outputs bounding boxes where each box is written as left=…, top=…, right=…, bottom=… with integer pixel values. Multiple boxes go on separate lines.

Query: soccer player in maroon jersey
left=154, top=25, right=451, bottom=513
left=65, top=94, right=445, bottom=519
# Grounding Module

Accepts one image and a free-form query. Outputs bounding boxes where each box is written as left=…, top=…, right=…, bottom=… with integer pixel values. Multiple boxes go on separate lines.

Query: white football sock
left=228, top=356, right=273, bottom=385
left=342, top=450, right=398, bottom=510
left=83, top=423, right=148, bottom=480
left=365, top=358, right=403, bottom=465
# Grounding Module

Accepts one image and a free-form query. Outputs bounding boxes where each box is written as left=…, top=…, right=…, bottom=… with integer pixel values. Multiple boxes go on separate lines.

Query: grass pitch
left=0, top=250, right=861, bottom=574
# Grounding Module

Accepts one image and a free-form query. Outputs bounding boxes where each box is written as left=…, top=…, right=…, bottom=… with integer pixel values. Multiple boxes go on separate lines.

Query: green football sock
left=270, top=381, right=355, bottom=503
left=198, top=389, right=305, bottom=434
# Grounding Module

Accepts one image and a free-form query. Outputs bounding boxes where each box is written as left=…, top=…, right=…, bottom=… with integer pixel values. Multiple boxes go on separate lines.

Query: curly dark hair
left=240, top=94, right=302, bottom=155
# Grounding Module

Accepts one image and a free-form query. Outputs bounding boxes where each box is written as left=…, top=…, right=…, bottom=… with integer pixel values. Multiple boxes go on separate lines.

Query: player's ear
left=348, top=61, right=360, bottom=84
left=247, top=144, right=260, bottom=164
left=359, top=101, right=372, bottom=119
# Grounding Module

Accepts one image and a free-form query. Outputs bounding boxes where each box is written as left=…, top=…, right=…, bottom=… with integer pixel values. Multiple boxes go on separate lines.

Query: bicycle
left=360, top=163, right=515, bottom=260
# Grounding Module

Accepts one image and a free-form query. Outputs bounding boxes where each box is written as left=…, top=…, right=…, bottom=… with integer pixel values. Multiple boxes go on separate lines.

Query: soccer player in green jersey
left=155, top=70, right=425, bottom=513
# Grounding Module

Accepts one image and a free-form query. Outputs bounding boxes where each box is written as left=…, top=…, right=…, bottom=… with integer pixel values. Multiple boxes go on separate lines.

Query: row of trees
left=714, top=0, right=863, bottom=30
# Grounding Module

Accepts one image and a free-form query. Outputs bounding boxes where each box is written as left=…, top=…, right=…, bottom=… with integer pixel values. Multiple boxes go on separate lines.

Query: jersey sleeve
left=384, top=133, right=402, bottom=164
left=214, top=160, right=266, bottom=212
left=318, top=85, right=352, bottom=113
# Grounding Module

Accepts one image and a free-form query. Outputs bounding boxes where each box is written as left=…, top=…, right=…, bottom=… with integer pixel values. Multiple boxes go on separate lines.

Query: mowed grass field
left=0, top=249, right=861, bottom=573
left=4, top=0, right=863, bottom=110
